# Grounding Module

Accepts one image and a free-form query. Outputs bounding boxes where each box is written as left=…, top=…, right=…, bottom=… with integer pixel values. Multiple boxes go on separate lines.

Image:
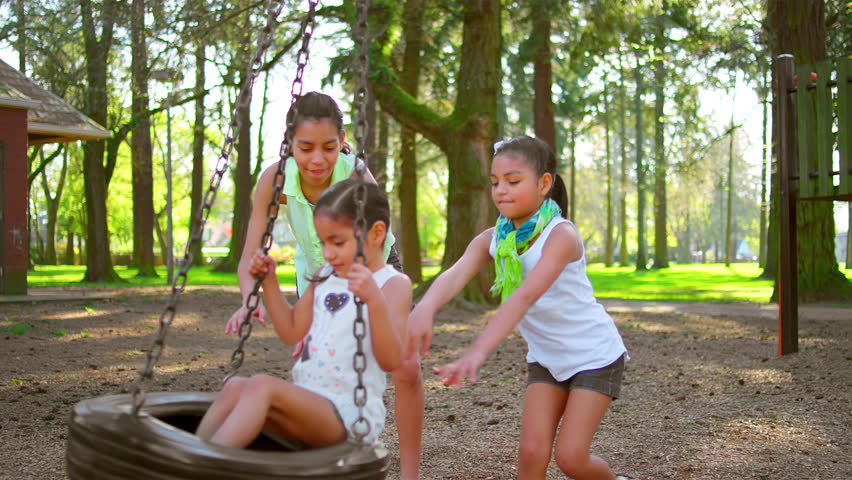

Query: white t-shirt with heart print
left=291, top=264, right=401, bottom=444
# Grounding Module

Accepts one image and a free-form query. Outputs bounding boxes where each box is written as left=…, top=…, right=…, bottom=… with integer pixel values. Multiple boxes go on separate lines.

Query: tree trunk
left=131, top=0, right=157, bottom=277
left=371, top=0, right=500, bottom=301
left=15, top=0, right=25, bottom=73
left=634, top=50, right=647, bottom=271
left=365, top=86, right=382, bottom=186
left=29, top=190, right=44, bottom=264
left=377, top=111, right=390, bottom=194
left=766, top=0, right=850, bottom=300
left=39, top=148, right=67, bottom=265
left=218, top=38, right=254, bottom=272
left=604, top=81, right=613, bottom=267
left=531, top=0, right=555, bottom=150
left=618, top=54, right=630, bottom=267
left=189, top=41, right=206, bottom=265
left=397, top=0, right=424, bottom=282
left=759, top=71, right=769, bottom=267
left=652, top=34, right=668, bottom=269
left=65, top=222, right=75, bottom=265
left=725, top=104, right=735, bottom=266
left=568, top=124, right=577, bottom=221
left=79, top=0, right=121, bottom=282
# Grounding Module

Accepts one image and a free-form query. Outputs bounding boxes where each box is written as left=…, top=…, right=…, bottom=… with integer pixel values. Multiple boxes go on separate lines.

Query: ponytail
left=550, top=173, right=569, bottom=219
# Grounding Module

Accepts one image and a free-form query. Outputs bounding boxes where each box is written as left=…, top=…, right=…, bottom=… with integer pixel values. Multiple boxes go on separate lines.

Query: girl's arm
left=225, top=165, right=279, bottom=334
left=437, top=222, right=582, bottom=388
left=407, top=228, right=495, bottom=357
left=347, top=264, right=412, bottom=372
left=252, top=252, right=314, bottom=345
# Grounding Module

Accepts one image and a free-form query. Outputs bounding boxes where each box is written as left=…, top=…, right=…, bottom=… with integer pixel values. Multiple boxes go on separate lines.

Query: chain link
left=226, top=0, right=319, bottom=382
left=128, top=0, right=316, bottom=415
left=349, top=0, right=372, bottom=443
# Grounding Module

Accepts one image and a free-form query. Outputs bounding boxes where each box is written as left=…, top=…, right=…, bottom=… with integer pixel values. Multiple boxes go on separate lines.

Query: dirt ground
left=1, top=286, right=850, bottom=480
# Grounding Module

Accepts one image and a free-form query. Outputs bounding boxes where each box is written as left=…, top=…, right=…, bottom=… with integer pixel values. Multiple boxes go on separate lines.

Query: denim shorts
left=527, top=354, right=625, bottom=399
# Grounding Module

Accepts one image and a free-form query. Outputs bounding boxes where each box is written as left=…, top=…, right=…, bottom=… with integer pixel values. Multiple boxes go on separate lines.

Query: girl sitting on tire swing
left=197, top=178, right=412, bottom=447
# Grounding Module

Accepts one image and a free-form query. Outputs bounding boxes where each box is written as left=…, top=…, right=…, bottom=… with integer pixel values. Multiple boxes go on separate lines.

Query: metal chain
left=352, top=0, right=370, bottom=179
left=226, top=0, right=319, bottom=381
left=128, top=0, right=313, bottom=415
left=350, top=0, right=372, bottom=443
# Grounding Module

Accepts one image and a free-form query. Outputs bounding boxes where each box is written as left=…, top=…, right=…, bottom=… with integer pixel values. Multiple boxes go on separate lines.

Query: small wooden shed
left=0, top=59, right=109, bottom=295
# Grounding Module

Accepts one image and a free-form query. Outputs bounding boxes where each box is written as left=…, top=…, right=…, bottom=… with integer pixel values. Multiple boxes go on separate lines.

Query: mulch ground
left=1, top=287, right=850, bottom=479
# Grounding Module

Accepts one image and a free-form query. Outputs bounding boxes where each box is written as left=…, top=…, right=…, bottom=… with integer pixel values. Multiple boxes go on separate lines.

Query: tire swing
left=65, top=1, right=389, bottom=478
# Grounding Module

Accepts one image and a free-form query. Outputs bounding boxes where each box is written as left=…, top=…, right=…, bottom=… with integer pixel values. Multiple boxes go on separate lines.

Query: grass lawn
left=24, top=262, right=852, bottom=304
left=26, top=264, right=292, bottom=288
left=26, top=264, right=432, bottom=290
left=585, top=262, right=774, bottom=303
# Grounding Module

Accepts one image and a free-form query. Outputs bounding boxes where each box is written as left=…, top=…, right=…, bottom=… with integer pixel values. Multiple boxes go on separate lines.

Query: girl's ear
left=367, top=220, right=388, bottom=247
left=539, top=172, right=553, bottom=196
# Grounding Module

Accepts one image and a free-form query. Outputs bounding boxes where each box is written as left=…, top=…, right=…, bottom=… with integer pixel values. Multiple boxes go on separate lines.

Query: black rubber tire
left=66, top=391, right=389, bottom=480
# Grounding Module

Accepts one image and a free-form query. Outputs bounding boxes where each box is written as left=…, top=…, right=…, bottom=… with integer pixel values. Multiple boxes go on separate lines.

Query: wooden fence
left=774, top=54, right=851, bottom=355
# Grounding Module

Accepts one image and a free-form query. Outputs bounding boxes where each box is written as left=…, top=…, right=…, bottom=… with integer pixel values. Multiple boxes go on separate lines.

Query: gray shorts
left=527, top=354, right=625, bottom=399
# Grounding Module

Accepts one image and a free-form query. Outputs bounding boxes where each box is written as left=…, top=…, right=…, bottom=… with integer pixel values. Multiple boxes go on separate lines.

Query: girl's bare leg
left=392, top=357, right=424, bottom=479
left=517, top=383, right=568, bottom=480
left=553, top=389, right=615, bottom=480
left=205, top=374, right=346, bottom=448
left=196, top=377, right=248, bottom=441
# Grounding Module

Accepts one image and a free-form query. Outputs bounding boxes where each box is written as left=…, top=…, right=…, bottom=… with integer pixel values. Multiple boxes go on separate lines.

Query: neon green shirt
left=282, top=153, right=396, bottom=295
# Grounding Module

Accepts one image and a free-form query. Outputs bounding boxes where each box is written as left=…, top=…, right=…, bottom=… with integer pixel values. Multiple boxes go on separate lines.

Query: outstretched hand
left=406, top=304, right=435, bottom=359
left=225, top=303, right=267, bottom=335
left=225, top=250, right=275, bottom=335
left=433, top=349, right=488, bottom=390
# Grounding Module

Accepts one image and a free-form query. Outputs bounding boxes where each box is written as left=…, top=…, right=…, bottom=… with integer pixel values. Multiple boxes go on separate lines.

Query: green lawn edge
left=25, top=262, right=852, bottom=305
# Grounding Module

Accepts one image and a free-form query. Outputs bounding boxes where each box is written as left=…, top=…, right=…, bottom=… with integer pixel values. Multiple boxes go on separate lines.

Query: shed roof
left=0, top=59, right=109, bottom=145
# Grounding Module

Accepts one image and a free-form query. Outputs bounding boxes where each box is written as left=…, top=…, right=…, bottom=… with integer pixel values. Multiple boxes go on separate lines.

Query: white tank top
left=291, top=264, right=402, bottom=443
left=489, top=217, right=627, bottom=381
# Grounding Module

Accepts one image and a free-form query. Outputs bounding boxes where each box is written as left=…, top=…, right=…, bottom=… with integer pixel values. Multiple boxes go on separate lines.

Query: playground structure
left=774, top=54, right=851, bottom=355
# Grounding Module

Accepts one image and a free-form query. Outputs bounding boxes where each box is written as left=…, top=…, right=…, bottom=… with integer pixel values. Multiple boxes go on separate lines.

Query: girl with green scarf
left=409, top=136, right=628, bottom=480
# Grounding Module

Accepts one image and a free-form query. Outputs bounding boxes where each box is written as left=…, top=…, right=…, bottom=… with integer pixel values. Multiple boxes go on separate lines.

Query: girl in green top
left=224, top=92, right=422, bottom=479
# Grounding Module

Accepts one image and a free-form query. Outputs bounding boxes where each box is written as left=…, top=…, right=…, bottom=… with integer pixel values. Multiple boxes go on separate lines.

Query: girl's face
left=490, top=153, right=552, bottom=228
left=314, top=213, right=385, bottom=277
left=292, top=118, right=345, bottom=189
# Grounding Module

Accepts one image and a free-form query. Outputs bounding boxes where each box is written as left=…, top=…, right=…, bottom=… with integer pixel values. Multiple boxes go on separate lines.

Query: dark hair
left=285, top=92, right=350, bottom=154
left=315, top=177, right=390, bottom=241
left=307, top=178, right=390, bottom=283
left=493, top=135, right=568, bottom=218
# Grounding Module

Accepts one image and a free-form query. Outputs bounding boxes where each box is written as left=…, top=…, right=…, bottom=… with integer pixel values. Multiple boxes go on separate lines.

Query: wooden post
left=775, top=54, right=798, bottom=355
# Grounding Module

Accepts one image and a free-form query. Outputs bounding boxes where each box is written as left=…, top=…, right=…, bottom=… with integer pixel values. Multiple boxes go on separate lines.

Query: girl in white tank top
left=197, top=179, right=411, bottom=449
left=410, top=136, right=628, bottom=480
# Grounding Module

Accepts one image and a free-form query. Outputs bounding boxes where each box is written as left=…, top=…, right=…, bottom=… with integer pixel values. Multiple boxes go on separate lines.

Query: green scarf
left=491, top=198, right=561, bottom=302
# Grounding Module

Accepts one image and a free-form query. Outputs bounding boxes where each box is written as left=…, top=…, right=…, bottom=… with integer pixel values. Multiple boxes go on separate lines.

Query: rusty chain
left=226, top=0, right=319, bottom=382
left=129, top=0, right=318, bottom=415
left=349, top=0, right=371, bottom=443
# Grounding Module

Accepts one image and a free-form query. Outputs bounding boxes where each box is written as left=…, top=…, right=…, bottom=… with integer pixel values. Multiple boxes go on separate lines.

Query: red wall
left=0, top=106, right=29, bottom=294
